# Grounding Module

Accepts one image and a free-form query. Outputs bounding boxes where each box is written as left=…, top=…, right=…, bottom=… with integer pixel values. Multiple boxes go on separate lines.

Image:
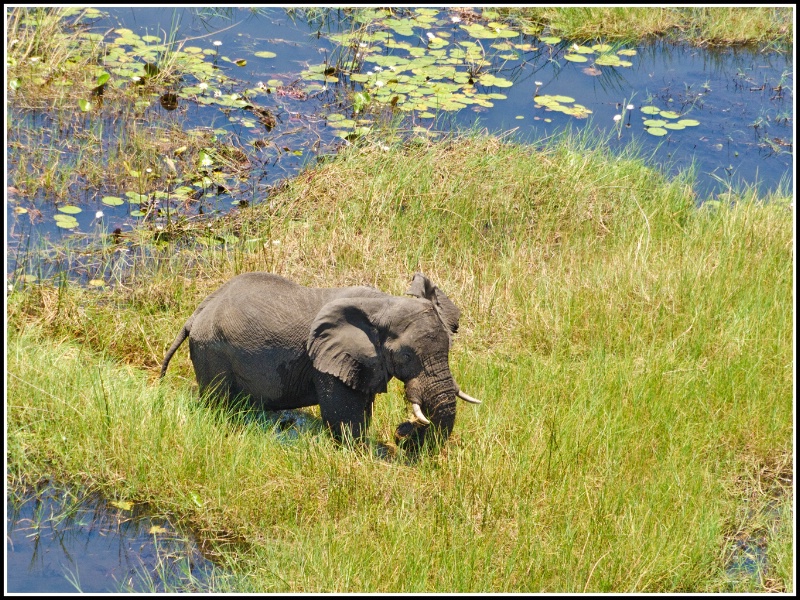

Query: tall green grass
left=7, top=132, right=793, bottom=592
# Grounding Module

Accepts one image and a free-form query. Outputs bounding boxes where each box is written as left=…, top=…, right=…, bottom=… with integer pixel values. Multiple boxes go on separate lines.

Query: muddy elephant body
left=160, top=272, right=480, bottom=448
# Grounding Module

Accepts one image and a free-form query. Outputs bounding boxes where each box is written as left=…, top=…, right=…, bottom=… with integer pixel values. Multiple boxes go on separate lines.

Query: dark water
left=6, top=484, right=219, bottom=593
left=6, top=7, right=793, bottom=282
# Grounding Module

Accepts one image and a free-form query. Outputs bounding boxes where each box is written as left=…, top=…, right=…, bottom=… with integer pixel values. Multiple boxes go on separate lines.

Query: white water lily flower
left=613, top=114, right=622, bottom=122
left=213, top=40, right=222, bottom=46
left=95, top=211, right=104, bottom=219
left=256, top=81, right=266, bottom=89
left=450, top=16, right=461, bottom=23
left=534, top=81, right=543, bottom=86
left=373, top=65, right=383, bottom=72
left=626, top=104, right=634, bottom=110
left=375, top=80, right=385, bottom=88
left=426, top=32, right=436, bottom=40
left=214, top=90, right=222, bottom=97
left=198, top=82, right=209, bottom=90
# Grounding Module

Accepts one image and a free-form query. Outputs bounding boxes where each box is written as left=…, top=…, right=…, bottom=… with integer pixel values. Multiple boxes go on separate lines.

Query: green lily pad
left=639, top=106, right=661, bottom=115
left=595, top=54, right=622, bottom=67
left=570, top=44, right=594, bottom=54
left=539, top=36, right=561, bottom=44
left=677, top=119, right=700, bottom=126
left=659, top=111, right=680, bottom=119
left=54, top=214, right=79, bottom=228
left=617, top=48, right=637, bottom=56
left=592, top=43, right=613, bottom=52
left=646, top=127, right=668, bottom=136
left=564, top=54, right=588, bottom=63
left=58, top=205, right=82, bottom=214
left=663, top=123, right=686, bottom=130
left=101, top=196, right=124, bottom=206
left=125, top=191, right=149, bottom=203
left=643, top=119, right=667, bottom=127
left=254, top=51, right=277, bottom=59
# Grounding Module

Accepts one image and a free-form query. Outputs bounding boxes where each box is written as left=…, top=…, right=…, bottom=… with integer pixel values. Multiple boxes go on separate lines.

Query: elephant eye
left=396, top=348, right=414, bottom=364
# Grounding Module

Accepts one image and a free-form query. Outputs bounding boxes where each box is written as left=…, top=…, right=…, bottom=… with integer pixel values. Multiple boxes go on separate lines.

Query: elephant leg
left=312, top=372, right=375, bottom=443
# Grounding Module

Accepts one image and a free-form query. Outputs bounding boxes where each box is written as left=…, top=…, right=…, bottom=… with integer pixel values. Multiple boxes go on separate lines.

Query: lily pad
left=663, top=123, right=686, bottom=130
left=254, top=51, right=277, bottom=59
left=101, top=196, right=124, bottom=206
left=677, top=119, right=700, bottom=126
left=595, top=54, right=623, bottom=67
left=58, top=205, right=82, bottom=214
left=659, top=111, right=680, bottom=119
left=570, top=44, right=594, bottom=54
left=54, top=215, right=79, bottom=228
left=564, top=54, right=588, bottom=63
left=646, top=127, right=668, bottom=136
left=539, top=36, right=561, bottom=44
left=639, top=106, right=661, bottom=115
left=643, top=119, right=667, bottom=127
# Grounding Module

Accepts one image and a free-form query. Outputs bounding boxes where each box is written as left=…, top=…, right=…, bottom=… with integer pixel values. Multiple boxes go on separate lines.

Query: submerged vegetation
left=5, top=5, right=794, bottom=594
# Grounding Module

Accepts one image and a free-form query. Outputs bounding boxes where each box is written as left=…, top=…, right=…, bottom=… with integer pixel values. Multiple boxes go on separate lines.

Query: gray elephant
left=160, top=272, right=481, bottom=450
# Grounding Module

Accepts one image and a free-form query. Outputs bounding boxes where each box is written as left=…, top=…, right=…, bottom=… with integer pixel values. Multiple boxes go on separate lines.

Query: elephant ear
left=406, top=273, right=460, bottom=335
left=308, top=299, right=389, bottom=395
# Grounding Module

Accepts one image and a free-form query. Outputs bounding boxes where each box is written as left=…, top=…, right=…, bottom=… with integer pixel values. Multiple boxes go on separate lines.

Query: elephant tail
left=160, top=320, right=191, bottom=378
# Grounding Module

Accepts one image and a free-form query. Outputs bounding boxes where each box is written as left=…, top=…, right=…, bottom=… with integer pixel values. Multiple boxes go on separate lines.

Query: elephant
left=160, top=272, right=481, bottom=450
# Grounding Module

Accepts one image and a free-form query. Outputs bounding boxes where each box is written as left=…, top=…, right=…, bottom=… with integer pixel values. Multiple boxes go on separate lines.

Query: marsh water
left=5, top=7, right=794, bottom=592
left=6, top=7, right=794, bottom=283
left=6, top=483, right=219, bottom=593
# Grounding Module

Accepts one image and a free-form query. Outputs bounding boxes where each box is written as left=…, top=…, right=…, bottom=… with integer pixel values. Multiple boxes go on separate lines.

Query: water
left=6, top=7, right=793, bottom=284
left=6, top=483, right=220, bottom=593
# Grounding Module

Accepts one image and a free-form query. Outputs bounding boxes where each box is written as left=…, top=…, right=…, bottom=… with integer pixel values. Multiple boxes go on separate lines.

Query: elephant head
left=307, top=273, right=481, bottom=450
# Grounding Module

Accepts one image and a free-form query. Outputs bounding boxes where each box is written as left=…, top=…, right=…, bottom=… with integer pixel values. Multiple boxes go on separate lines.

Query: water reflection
left=6, top=483, right=219, bottom=593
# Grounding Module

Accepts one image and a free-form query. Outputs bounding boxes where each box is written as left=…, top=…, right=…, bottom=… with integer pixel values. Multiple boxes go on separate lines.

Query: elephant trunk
left=396, top=357, right=458, bottom=450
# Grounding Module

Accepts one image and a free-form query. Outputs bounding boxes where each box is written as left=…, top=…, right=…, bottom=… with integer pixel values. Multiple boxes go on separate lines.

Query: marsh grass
left=7, top=130, right=793, bottom=592
left=500, top=6, right=793, bottom=46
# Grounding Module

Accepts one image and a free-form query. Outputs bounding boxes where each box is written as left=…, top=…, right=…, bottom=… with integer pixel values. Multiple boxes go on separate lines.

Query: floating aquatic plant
left=534, top=94, right=593, bottom=119
left=639, top=106, right=700, bottom=136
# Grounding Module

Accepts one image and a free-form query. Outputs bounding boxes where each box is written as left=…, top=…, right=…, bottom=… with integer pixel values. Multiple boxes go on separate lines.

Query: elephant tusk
left=411, top=403, right=431, bottom=425
left=457, top=390, right=482, bottom=404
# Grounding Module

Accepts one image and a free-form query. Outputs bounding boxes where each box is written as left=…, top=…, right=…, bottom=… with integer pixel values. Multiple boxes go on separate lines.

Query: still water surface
left=6, top=7, right=793, bottom=277
left=6, top=484, right=218, bottom=593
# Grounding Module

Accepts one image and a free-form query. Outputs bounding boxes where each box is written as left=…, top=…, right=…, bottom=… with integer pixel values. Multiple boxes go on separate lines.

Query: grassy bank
left=7, top=133, right=793, bottom=592
left=501, top=6, right=793, bottom=46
